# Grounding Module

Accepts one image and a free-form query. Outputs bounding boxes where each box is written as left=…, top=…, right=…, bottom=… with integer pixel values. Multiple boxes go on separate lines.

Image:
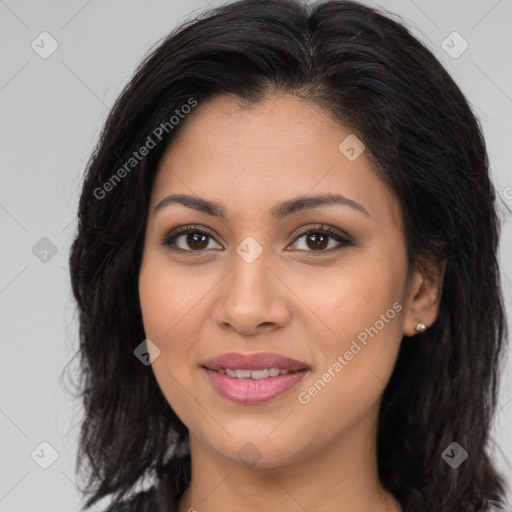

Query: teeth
left=235, top=369, right=252, bottom=379
left=251, top=369, right=269, bottom=380
left=218, top=368, right=296, bottom=379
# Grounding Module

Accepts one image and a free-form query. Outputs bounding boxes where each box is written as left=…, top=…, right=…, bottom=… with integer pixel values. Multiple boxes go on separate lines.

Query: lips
left=203, top=352, right=309, bottom=372
left=202, top=352, right=309, bottom=404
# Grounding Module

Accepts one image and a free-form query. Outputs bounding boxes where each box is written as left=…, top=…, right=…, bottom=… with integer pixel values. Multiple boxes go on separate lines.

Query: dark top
left=105, top=488, right=160, bottom=512
left=104, top=454, right=190, bottom=512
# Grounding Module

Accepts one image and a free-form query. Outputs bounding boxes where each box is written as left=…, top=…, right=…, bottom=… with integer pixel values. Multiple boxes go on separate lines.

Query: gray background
left=1, top=0, right=511, bottom=510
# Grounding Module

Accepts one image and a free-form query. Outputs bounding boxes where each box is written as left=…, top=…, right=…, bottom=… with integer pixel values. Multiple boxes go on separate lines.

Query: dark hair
left=69, top=0, right=509, bottom=510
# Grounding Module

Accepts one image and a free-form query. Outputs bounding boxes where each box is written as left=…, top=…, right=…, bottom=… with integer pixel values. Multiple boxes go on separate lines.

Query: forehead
left=151, top=94, right=402, bottom=229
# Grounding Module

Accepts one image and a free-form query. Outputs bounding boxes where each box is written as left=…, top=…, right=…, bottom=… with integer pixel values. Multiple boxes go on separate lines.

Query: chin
left=206, top=434, right=304, bottom=470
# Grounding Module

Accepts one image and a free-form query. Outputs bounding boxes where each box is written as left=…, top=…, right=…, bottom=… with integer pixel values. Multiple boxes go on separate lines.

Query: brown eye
left=162, top=224, right=352, bottom=256
left=184, top=232, right=209, bottom=250
left=290, top=225, right=353, bottom=254
left=304, top=232, right=329, bottom=251
left=162, top=226, right=222, bottom=253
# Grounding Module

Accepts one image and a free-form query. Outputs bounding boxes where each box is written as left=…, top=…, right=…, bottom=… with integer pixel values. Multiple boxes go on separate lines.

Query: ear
left=402, top=256, right=446, bottom=337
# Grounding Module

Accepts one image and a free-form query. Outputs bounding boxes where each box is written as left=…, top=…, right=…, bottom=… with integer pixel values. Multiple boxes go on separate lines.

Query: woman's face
left=139, top=94, right=433, bottom=468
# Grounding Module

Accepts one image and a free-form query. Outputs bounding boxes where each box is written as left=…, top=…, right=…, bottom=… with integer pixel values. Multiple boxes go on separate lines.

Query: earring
left=415, top=318, right=427, bottom=333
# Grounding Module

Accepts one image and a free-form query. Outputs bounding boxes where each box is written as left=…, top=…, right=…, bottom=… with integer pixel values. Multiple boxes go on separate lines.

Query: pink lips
left=203, top=352, right=309, bottom=405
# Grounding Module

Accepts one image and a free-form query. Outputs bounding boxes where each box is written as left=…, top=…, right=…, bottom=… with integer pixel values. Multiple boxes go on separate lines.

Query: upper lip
left=203, top=352, right=309, bottom=372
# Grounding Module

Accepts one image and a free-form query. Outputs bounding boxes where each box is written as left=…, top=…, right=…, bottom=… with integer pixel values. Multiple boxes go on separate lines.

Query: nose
left=211, top=250, right=291, bottom=336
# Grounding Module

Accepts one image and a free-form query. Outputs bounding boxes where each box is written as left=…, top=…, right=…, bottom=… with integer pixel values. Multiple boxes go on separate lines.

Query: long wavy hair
left=68, top=0, right=509, bottom=510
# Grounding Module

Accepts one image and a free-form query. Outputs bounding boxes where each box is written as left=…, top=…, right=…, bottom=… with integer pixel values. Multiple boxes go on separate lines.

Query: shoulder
left=104, top=488, right=159, bottom=512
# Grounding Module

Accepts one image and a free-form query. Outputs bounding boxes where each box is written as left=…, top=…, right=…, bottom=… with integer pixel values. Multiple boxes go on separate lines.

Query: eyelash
left=161, top=223, right=353, bottom=256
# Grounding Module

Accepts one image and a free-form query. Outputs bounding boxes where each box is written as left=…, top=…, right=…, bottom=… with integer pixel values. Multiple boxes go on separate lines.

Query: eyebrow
left=153, top=193, right=370, bottom=219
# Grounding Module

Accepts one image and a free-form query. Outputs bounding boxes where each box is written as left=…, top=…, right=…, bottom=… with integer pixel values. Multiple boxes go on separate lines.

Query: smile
left=203, top=368, right=308, bottom=404
left=217, top=368, right=294, bottom=379
left=202, top=351, right=309, bottom=404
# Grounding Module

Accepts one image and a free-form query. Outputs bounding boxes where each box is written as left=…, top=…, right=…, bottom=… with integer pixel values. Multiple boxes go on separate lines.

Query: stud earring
left=415, top=318, right=427, bottom=333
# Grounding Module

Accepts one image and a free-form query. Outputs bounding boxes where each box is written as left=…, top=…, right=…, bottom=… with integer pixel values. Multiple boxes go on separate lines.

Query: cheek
left=138, top=254, right=202, bottom=425
left=138, top=253, right=195, bottom=392
left=139, top=263, right=171, bottom=343
left=295, top=244, right=406, bottom=348
left=138, top=251, right=208, bottom=344
left=296, top=248, right=406, bottom=409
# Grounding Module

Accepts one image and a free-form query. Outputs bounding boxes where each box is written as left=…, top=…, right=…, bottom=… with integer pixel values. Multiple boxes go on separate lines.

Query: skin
left=138, top=94, right=445, bottom=512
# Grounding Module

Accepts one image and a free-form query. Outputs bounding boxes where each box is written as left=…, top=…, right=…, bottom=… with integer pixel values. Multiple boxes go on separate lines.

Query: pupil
left=187, top=233, right=208, bottom=250
left=307, top=233, right=328, bottom=250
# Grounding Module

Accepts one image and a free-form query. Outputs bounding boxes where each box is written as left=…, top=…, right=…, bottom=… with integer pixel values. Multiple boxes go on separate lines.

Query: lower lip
left=204, top=368, right=307, bottom=404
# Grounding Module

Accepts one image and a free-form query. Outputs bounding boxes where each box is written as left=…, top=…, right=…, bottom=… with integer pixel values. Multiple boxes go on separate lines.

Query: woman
left=69, top=0, right=509, bottom=511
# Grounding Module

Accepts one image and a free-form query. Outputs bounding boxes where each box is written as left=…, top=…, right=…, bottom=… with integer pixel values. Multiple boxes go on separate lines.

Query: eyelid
left=161, top=223, right=353, bottom=254
left=286, top=224, right=353, bottom=254
left=161, top=224, right=221, bottom=253
left=291, top=223, right=353, bottom=244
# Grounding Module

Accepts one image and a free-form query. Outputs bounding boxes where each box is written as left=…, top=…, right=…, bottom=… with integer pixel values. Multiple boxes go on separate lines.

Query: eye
left=161, top=224, right=222, bottom=254
left=161, top=223, right=353, bottom=255
left=288, top=224, right=353, bottom=254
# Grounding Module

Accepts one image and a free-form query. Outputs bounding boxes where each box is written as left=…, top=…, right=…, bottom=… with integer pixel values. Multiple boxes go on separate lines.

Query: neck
left=177, top=405, right=402, bottom=512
